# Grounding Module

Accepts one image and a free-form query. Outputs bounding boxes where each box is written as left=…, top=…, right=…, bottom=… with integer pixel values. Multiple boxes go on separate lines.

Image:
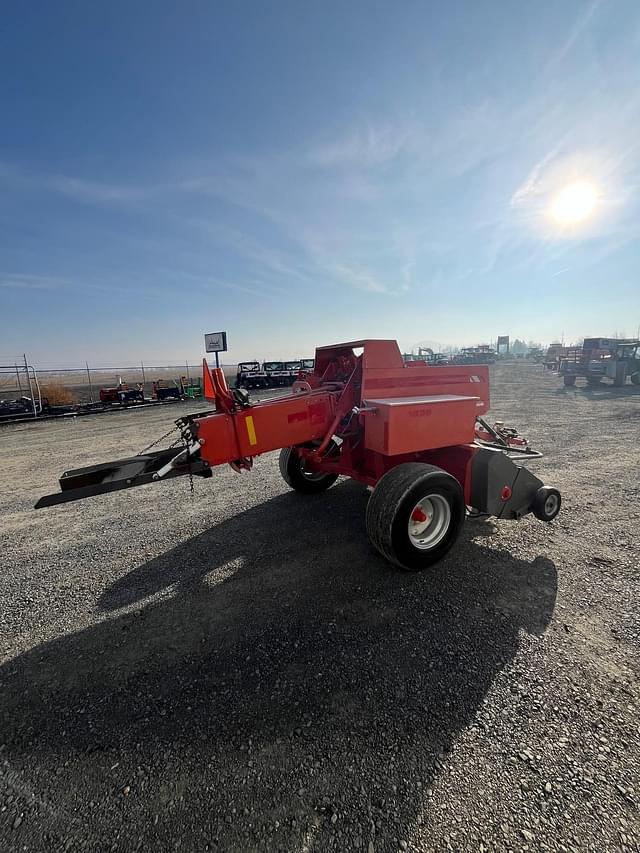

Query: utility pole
left=85, top=361, right=94, bottom=403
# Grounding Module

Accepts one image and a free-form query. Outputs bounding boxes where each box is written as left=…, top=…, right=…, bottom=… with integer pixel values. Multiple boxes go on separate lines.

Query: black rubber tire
left=532, top=486, right=561, bottom=522
left=563, top=375, right=576, bottom=387
left=587, top=375, right=602, bottom=386
left=630, top=372, right=640, bottom=386
left=279, top=447, right=338, bottom=494
left=366, top=463, right=465, bottom=571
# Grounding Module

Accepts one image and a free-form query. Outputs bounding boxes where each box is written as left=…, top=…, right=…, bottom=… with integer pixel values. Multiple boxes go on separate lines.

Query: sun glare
left=551, top=181, right=598, bottom=224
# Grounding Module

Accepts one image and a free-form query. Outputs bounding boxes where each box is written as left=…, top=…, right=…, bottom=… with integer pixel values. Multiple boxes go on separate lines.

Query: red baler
left=36, top=339, right=561, bottom=570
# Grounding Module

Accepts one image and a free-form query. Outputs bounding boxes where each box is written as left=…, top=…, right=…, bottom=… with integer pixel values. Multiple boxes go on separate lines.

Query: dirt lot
left=1, top=362, right=639, bottom=852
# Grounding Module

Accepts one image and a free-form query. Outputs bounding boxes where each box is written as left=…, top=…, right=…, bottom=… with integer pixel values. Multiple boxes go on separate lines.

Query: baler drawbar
left=36, top=339, right=561, bottom=570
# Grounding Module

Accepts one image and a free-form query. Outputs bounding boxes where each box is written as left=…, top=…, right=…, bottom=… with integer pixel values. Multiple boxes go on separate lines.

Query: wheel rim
left=300, top=460, right=327, bottom=481
left=408, top=494, right=451, bottom=550
left=544, top=493, right=559, bottom=517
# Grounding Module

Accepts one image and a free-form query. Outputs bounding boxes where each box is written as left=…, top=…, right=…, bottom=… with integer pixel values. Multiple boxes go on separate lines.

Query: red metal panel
left=234, top=394, right=335, bottom=457
left=418, top=445, right=479, bottom=503
left=313, top=340, right=404, bottom=376
left=197, top=414, right=241, bottom=466
left=361, top=365, right=490, bottom=415
left=363, top=395, right=479, bottom=455
left=196, top=393, right=336, bottom=465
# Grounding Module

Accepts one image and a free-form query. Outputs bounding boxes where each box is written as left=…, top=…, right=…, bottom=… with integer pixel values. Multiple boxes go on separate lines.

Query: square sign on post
left=204, top=331, right=228, bottom=368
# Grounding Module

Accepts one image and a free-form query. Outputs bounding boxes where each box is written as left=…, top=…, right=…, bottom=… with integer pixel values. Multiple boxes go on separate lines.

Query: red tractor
left=37, top=339, right=560, bottom=571
left=99, top=381, right=144, bottom=404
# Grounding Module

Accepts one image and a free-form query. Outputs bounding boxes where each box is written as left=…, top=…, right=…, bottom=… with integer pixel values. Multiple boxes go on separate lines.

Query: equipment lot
left=1, top=362, right=639, bottom=852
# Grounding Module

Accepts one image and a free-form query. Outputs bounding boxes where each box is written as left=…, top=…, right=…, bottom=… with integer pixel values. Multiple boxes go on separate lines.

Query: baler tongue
left=35, top=445, right=210, bottom=509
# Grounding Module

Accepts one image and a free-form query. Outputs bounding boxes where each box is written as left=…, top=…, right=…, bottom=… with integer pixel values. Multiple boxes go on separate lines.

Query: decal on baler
left=309, top=402, right=328, bottom=425
left=245, top=415, right=258, bottom=446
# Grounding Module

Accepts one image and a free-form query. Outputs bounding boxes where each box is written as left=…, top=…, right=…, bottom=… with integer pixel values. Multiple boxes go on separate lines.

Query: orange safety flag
left=202, top=358, right=217, bottom=402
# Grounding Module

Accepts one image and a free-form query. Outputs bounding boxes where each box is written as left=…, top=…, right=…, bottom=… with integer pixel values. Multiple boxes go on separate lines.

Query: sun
left=551, top=181, right=599, bottom=224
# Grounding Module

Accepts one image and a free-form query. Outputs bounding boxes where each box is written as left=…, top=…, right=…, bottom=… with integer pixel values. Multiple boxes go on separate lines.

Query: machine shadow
left=0, top=481, right=557, bottom=851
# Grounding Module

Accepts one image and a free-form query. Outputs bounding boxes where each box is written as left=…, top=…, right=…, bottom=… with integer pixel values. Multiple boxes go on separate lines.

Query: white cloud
left=546, top=0, right=603, bottom=70
left=0, top=273, right=69, bottom=290
left=46, top=175, right=144, bottom=204
left=327, top=263, right=390, bottom=294
left=306, top=120, right=416, bottom=168
left=0, top=160, right=152, bottom=206
left=510, top=146, right=564, bottom=208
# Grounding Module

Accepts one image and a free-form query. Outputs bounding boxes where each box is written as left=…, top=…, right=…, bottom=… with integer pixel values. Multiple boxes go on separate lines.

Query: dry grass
left=40, top=382, right=77, bottom=406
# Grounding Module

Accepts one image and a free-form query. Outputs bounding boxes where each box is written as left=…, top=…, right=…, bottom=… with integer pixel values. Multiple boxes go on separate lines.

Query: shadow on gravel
left=0, top=481, right=557, bottom=852
left=555, top=384, right=640, bottom=401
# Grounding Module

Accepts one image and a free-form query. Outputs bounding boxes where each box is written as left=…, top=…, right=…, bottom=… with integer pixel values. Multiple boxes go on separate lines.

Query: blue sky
left=2, top=0, right=640, bottom=365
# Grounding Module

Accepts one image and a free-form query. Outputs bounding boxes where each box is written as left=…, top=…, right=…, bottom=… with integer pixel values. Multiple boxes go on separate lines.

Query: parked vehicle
left=235, top=359, right=315, bottom=389
left=152, top=380, right=181, bottom=401
left=451, top=346, right=496, bottom=365
left=543, top=343, right=568, bottom=371
left=99, top=382, right=145, bottom=403
left=560, top=338, right=640, bottom=387
left=403, top=348, right=449, bottom=366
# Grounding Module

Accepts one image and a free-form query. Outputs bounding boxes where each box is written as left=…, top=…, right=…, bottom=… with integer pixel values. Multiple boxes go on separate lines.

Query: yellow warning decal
left=245, top=415, right=257, bottom=446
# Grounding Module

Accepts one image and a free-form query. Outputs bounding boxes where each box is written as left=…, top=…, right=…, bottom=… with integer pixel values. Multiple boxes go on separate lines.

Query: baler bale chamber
left=36, top=339, right=561, bottom=571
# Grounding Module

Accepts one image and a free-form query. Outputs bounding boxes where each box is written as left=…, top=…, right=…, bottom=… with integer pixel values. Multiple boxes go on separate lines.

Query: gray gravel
left=1, top=361, right=639, bottom=852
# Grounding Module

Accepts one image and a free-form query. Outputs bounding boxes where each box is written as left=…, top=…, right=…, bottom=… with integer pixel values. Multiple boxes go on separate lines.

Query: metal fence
left=0, top=356, right=221, bottom=415
left=35, top=362, right=201, bottom=403
left=0, top=357, right=42, bottom=416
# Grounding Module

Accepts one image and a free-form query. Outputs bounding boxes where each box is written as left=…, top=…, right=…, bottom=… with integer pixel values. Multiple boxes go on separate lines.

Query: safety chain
left=184, top=431, right=195, bottom=495
left=137, top=425, right=182, bottom=456
left=137, top=422, right=196, bottom=497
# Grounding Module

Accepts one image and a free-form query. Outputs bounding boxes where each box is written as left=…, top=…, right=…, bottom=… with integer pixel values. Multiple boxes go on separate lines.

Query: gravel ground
left=1, top=361, right=639, bottom=853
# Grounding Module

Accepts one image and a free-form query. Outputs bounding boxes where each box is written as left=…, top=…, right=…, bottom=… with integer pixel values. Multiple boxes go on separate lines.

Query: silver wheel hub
left=408, top=494, right=451, bottom=550
left=544, top=494, right=559, bottom=516
left=300, top=460, right=326, bottom=481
